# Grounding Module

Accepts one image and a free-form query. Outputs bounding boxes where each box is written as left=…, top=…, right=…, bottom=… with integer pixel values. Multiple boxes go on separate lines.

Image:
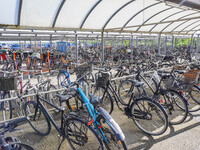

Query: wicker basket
left=74, top=64, right=92, bottom=79
left=96, top=72, right=110, bottom=88
left=184, top=69, right=199, bottom=82
left=0, top=76, right=17, bottom=91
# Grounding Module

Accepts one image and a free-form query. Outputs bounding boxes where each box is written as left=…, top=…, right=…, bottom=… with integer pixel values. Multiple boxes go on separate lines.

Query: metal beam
left=117, top=16, right=200, bottom=30
left=17, top=0, right=23, bottom=26
left=149, top=10, right=185, bottom=32
left=101, top=31, right=104, bottom=65
left=52, top=0, right=66, bottom=28
left=158, top=34, right=161, bottom=55
left=160, top=12, right=200, bottom=33
left=80, top=0, right=102, bottom=29
left=196, top=34, right=199, bottom=58
left=178, top=20, right=200, bottom=34
left=102, top=0, right=135, bottom=30
left=186, top=23, right=200, bottom=34
left=121, top=2, right=162, bottom=31
left=136, top=7, right=172, bottom=32
left=75, top=35, right=78, bottom=63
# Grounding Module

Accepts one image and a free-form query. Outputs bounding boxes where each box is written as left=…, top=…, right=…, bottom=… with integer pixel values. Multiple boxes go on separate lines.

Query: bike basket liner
left=184, top=69, right=199, bottom=82
left=96, top=73, right=109, bottom=88
left=0, top=76, right=17, bottom=91
left=74, top=64, right=92, bottom=79
left=163, top=77, right=194, bottom=92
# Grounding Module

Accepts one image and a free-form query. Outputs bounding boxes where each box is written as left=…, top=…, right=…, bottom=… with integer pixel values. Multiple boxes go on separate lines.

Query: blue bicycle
left=60, top=80, right=128, bottom=150
left=57, top=64, right=71, bottom=88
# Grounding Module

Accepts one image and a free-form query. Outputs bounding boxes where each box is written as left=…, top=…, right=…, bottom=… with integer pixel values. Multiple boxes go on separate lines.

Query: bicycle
left=77, top=71, right=168, bottom=136
left=63, top=80, right=127, bottom=149
left=0, top=116, right=34, bottom=150
left=24, top=86, right=104, bottom=150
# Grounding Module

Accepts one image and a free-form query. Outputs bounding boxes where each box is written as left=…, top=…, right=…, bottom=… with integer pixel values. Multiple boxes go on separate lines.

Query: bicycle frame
left=58, top=70, right=71, bottom=87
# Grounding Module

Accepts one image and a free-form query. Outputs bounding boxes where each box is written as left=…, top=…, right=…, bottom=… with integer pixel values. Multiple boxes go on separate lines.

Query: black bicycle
left=24, top=87, right=104, bottom=150
left=93, top=71, right=168, bottom=136
left=0, top=117, right=34, bottom=150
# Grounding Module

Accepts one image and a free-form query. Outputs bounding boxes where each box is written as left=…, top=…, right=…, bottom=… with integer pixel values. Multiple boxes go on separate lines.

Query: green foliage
left=175, top=39, right=189, bottom=47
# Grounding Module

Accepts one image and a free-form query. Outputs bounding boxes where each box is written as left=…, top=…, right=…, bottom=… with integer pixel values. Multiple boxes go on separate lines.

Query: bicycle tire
left=24, top=101, right=51, bottom=136
left=159, top=89, right=188, bottom=125
left=1, top=91, right=12, bottom=121
left=57, top=73, right=70, bottom=88
left=91, top=87, right=113, bottom=114
left=64, top=117, right=104, bottom=150
left=9, top=142, right=34, bottom=150
left=131, top=97, right=168, bottom=136
left=97, top=108, right=127, bottom=150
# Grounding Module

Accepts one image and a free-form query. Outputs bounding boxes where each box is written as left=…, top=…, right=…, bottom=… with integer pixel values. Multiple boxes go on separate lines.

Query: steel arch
left=121, top=1, right=162, bottom=31
left=160, top=12, right=200, bottom=33
left=80, top=0, right=102, bottom=29
left=102, top=0, right=135, bottom=30
left=136, top=7, right=173, bottom=32
left=149, top=10, right=185, bottom=32
left=52, top=0, right=66, bottom=28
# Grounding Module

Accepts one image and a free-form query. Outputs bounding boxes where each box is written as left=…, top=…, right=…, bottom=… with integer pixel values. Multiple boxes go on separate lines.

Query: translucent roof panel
left=20, top=0, right=61, bottom=27
left=105, top=0, right=144, bottom=29
left=55, top=0, right=98, bottom=28
left=0, top=0, right=199, bottom=35
left=0, top=0, right=19, bottom=25
left=82, top=0, right=130, bottom=29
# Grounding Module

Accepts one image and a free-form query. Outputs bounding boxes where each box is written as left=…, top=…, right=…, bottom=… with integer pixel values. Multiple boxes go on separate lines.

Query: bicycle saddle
left=89, top=93, right=101, bottom=106
left=158, top=73, right=171, bottom=78
left=131, top=80, right=144, bottom=87
left=55, top=94, right=74, bottom=103
left=175, top=70, right=185, bottom=74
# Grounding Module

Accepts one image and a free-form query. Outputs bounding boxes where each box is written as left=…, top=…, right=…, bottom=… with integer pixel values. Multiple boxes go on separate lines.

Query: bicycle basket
left=163, top=77, right=194, bottom=92
left=74, top=64, right=92, bottom=79
left=184, top=69, right=199, bottom=82
left=0, top=76, right=17, bottom=91
left=96, top=72, right=110, bottom=88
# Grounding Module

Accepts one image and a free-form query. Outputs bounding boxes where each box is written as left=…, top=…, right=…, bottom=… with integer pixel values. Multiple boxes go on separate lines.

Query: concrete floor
left=1, top=70, right=200, bottom=150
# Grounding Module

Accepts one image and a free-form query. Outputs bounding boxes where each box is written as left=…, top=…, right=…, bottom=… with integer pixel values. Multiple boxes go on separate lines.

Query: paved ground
left=1, top=70, right=200, bottom=150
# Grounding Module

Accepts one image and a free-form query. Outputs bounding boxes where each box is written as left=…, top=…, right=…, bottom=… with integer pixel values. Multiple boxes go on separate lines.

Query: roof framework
left=0, top=0, right=199, bottom=37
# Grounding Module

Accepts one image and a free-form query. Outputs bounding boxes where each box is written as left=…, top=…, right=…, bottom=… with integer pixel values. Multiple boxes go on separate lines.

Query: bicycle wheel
left=159, top=89, right=188, bottom=125
left=97, top=108, right=127, bottom=150
left=91, top=87, right=113, bottom=114
left=183, top=86, right=200, bottom=112
left=24, top=101, right=51, bottom=136
left=9, top=142, right=34, bottom=150
left=57, top=73, right=70, bottom=88
left=46, top=84, right=60, bottom=109
left=1, top=91, right=12, bottom=121
left=131, top=97, right=168, bottom=136
left=64, top=117, right=104, bottom=150
left=189, top=85, right=200, bottom=105
left=118, top=79, right=134, bottom=104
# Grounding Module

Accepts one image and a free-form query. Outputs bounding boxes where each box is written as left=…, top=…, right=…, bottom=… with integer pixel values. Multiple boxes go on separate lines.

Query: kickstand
left=57, top=135, right=65, bottom=150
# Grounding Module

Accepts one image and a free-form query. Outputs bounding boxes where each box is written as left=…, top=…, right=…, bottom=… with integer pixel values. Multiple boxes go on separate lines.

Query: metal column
left=171, top=35, right=174, bottom=52
left=196, top=34, right=199, bottom=58
left=164, top=36, right=167, bottom=56
left=158, top=34, right=161, bottom=55
left=75, top=35, right=78, bottom=63
left=122, top=36, right=124, bottom=46
left=136, top=37, right=138, bottom=47
left=40, top=39, right=42, bottom=53
left=114, top=36, right=117, bottom=50
left=130, top=36, right=134, bottom=62
left=101, top=31, right=104, bottom=66
left=190, top=34, right=194, bottom=53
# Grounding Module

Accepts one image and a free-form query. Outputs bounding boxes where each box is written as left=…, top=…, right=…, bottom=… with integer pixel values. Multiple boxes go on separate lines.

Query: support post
left=190, top=34, right=194, bottom=53
left=171, top=35, right=174, bottom=52
left=75, top=35, right=78, bottom=63
left=136, top=37, right=138, bottom=47
left=122, top=36, right=124, bottom=46
left=40, top=39, right=42, bottom=53
left=101, top=31, right=104, bottom=66
left=130, top=36, right=134, bottom=62
left=196, top=34, right=199, bottom=58
left=164, top=36, right=167, bottom=55
left=158, top=34, right=161, bottom=55
left=114, top=36, right=117, bottom=50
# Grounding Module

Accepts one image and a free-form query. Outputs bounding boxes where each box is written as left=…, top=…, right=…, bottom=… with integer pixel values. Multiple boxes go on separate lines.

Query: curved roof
left=0, top=0, right=200, bottom=35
